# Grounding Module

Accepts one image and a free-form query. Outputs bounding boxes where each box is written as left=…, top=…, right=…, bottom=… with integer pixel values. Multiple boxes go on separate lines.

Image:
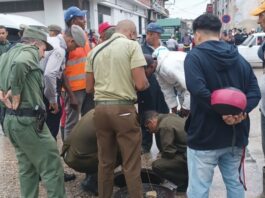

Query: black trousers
left=0, top=106, right=5, bottom=133
left=44, top=96, right=62, bottom=140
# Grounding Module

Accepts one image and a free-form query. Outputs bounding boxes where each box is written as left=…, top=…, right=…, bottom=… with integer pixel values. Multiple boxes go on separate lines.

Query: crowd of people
left=0, top=3, right=265, bottom=198
left=220, top=27, right=256, bottom=45
left=165, top=25, right=258, bottom=54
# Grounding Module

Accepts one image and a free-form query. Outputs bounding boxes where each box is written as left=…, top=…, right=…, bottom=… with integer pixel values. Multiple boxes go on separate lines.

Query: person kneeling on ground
left=144, top=110, right=188, bottom=192
left=61, top=109, right=121, bottom=195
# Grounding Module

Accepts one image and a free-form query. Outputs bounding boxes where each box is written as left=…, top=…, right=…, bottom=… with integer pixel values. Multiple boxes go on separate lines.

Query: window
left=0, top=0, right=43, bottom=13
left=98, top=4, right=111, bottom=25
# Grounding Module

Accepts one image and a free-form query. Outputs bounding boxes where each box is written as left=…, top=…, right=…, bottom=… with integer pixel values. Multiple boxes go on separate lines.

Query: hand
left=49, top=103, right=59, bottom=114
left=0, top=90, right=12, bottom=108
left=171, top=107, right=178, bottom=114
left=222, top=113, right=247, bottom=125
left=178, top=107, right=190, bottom=118
left=11, top=94, right=21, bottom=110
left=69, top=94, right=78, bottom=110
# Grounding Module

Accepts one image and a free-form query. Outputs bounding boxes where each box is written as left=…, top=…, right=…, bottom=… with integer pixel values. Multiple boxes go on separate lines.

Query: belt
left=95, top=100, right=135, bottom=106
left=5, top=108, right=39, bottom=117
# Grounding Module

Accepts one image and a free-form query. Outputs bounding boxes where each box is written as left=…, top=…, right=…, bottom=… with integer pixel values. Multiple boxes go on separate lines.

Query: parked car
left=237, top=32, right=265, bottom=65
left=0, top=13, right=47, bottom=43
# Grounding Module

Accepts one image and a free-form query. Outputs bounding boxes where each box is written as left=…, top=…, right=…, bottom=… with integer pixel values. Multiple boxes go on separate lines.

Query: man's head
left=48, top=24, right=62, bottom=37
left=146, top=22, right=163, bottom=48
left=64, top=24, right=86, bottom=51
left=64, top=6, right=87, bottom=29
left=144, top=54, right=157, bottom=77
left=21, top=27, right=53, bottom=58
left=98, top=22, right=115, bottom=41
left=101, top=27, right=115, bottom=42
left=116, top=20, right=137, bottom=40
left=144, top=111, right=159, bottom=133
left=0, top=25, right=8, bottom=43
left=251, top=1, right=265, bottom=31
left=192, top=14, right=222, bottom=45
left=18, top=24, right=28, bottom=38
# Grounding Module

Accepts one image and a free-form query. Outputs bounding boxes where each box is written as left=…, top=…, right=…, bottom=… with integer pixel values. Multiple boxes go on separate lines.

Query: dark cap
left=64, top=6, right=87, bottom=22
left=22, top=27, right=53, bottom=51
left=146, top=22, right=164, bottom=34
left=48, top=24, right=62, bottom=33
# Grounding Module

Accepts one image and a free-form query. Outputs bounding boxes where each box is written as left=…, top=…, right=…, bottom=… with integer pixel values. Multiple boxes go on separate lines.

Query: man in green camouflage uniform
left=0, top=27, right=66, bottom=198
left=0, top=25, right=10, bottom=130
left=0, top=25, right=10, bottom=56
left=144, top=111, right=188, bottom=192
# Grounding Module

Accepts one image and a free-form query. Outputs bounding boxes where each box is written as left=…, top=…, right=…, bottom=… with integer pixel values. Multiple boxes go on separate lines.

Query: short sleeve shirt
left=86, top=33, right=146, bottom=101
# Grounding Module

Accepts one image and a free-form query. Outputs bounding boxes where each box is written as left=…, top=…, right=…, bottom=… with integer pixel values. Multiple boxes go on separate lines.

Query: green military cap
left=48, top=24, right=62, bottom=33
left=71, top=24, right=86, bottom=47
left=22, top=27, right=53, bottom=51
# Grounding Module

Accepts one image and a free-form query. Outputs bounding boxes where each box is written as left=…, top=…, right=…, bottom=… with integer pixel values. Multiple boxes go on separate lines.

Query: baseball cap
left=64, top=6, right=87, bottom=22
left=146, top=22, right=164, bottom=34
left=22, top=27, right=53, bottom=51
left=98, top=22, right=114, bottom=34
left=71, top=24, right=86, bottom=47
left=251, top=1, right=265, bottom=16
left=48, top=24, right=62, bottom=33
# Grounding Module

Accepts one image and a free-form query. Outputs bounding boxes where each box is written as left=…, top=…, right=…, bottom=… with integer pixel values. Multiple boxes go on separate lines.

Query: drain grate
left=114, top=169, right=163, bottom=188
left=114, top=183, right=175, bottom=198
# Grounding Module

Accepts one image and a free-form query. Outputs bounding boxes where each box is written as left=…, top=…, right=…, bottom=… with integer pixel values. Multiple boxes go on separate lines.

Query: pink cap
left=98, top=22, right=113, bottom=34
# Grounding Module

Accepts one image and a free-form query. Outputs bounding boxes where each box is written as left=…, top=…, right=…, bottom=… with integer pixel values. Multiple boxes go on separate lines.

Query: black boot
left=64, top=172, right=76, bottom=182
left=81, top=173, right=98, bottom=196
left=60, top=127, right=64, bottom=142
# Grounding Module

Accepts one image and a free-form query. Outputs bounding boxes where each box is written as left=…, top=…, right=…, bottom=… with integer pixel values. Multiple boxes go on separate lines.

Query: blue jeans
left=261, top=112, right=265, bottom=156
left=187, top=147, right=245, bottom=198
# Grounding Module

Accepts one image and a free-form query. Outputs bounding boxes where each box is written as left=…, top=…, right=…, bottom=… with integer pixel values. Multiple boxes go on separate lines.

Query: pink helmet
left=211, top=87, right=247, bottom=115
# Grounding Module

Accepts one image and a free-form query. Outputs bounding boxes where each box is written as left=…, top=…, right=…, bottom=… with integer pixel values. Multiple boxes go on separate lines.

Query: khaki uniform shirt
left=86, top=33, right=146, bottom=101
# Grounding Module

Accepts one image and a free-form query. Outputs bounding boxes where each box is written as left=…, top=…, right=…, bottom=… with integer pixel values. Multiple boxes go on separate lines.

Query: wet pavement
left=0, top=68, right=265, bottom=198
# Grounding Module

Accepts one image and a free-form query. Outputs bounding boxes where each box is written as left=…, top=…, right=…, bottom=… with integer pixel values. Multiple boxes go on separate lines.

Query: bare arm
left=131, top=67, right=149, bottom=91
left=62, top=73, right=78, bottom=110
left=86, top=72, right=95, bottom=93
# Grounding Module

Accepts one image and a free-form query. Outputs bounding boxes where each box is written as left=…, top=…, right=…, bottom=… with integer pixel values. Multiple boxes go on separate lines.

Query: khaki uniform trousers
left=94, top=104, right=143, bottom=198
left=4, top=115, right=66, bottom=198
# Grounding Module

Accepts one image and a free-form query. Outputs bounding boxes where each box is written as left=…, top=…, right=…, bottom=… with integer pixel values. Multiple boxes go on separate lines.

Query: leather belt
left=5, top=108, right=39, bottom=117
left=95, top=100, right=135, bottom=106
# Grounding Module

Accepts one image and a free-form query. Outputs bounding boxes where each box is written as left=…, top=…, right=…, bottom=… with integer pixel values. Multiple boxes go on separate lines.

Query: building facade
left=0, top=0, right=168, bottom=35
left=210, top=0, right=261, bottom=31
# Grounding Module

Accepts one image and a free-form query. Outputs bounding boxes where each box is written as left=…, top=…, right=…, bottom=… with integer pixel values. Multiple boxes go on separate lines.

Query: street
left=0, top=68, right=264, bottom=198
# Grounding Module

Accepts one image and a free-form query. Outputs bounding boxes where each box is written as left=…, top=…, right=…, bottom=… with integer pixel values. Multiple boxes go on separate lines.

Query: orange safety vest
left=64, top=36, right=91, bottom=91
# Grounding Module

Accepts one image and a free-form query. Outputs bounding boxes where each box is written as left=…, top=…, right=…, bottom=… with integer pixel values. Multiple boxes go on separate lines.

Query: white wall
left=89, top=0, right=99, bottom=31
left=217, top=0, right=260, bottom=31
left=97, top=0, right=147, bottom=35
left=7, top=0, right=147, bottom=34
left=14, top=11, right=45, bottom=24
left=43, top=0, right=65, bottom=29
